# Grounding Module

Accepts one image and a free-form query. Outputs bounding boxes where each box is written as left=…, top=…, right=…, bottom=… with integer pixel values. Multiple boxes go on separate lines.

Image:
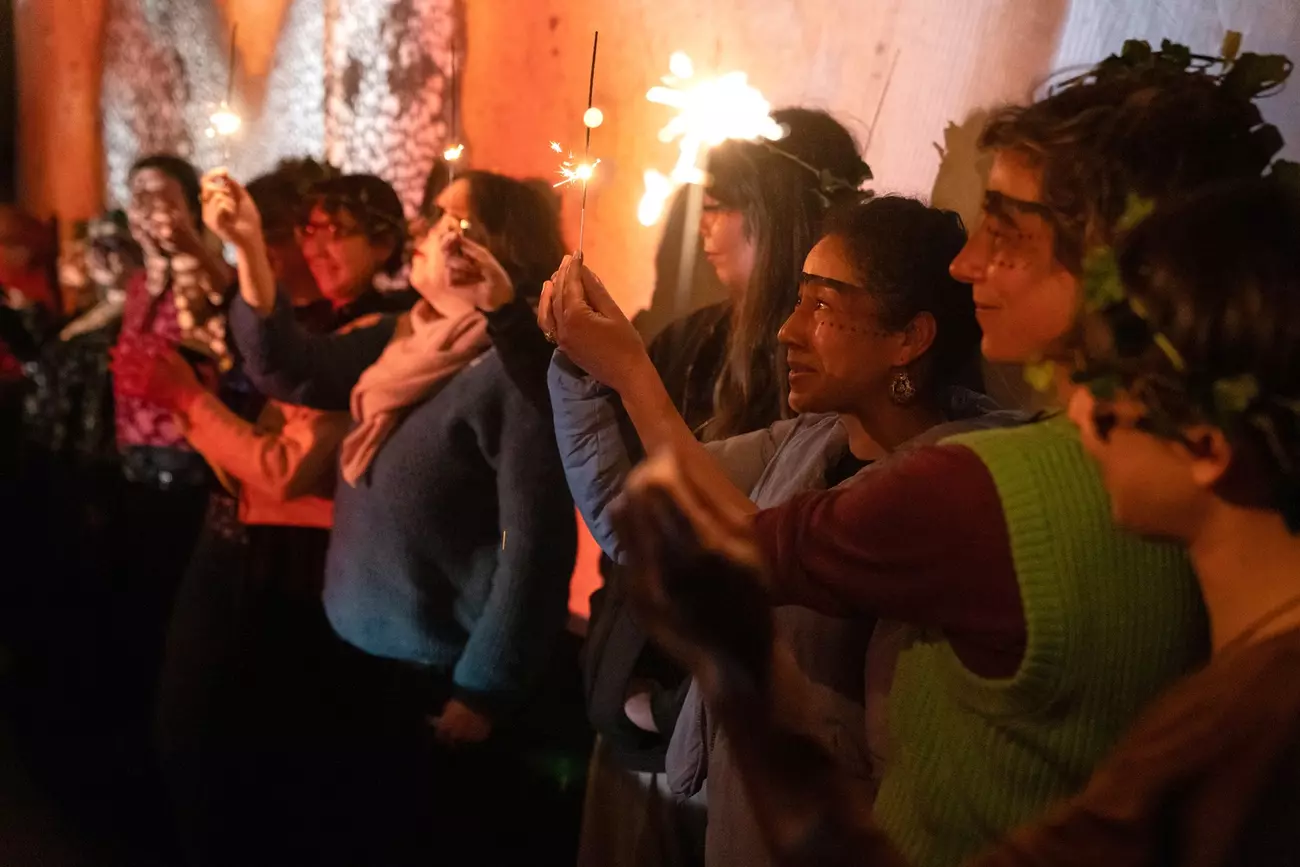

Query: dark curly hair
left=453, top=170, right=566, bottom=304
left=980, top=56, right=1283, bottom=273
left=303, top=174, right=408, bottom=276
left=704, top=107, right=872, bottom=439
left=246, top=157, right=341, bottom=242
left=823, top=196, right=983, bottom=399
left=1096, top=179, right=1300, bottom=528
left=129, top=154, right=203, bottom=228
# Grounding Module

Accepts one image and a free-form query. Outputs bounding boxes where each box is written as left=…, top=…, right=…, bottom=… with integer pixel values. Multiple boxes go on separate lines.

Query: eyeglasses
left=296, top=220, right=366, bottom=242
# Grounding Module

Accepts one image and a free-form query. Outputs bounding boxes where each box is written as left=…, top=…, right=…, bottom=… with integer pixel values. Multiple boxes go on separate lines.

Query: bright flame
left=668, top=51, right=694, bottom=79
left=638, top=170, right=673, bottom=227
left=550, top=141, right=600, bottom=188
left=637, top=53, right=785, bottom=225
left=443, top=143, right=465, bottom=161
left=209, top=106, right=242, bottom=137
left=583, top=107, right=605, bottom=129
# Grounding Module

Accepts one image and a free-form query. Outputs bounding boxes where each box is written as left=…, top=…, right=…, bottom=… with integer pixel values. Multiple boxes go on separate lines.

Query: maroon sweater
left=752, top=443, right=1025, bottom=678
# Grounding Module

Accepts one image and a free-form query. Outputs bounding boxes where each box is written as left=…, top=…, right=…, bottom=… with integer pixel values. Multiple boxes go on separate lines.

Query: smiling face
left=949, top=150, right=1080, bottom=364
left=777, top=235, right=915, bottom=415
left=298, top=204, right=393, bottom=307
left=699, top=192, right=756, bottom=299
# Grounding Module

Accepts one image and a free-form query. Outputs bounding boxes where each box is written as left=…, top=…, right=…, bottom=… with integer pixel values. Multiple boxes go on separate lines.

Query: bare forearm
left=620, top=357, right=758, bottom=519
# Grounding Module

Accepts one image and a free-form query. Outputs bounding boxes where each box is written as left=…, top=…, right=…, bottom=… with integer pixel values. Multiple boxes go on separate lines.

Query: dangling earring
left=889, top=368, right=916, bottom=405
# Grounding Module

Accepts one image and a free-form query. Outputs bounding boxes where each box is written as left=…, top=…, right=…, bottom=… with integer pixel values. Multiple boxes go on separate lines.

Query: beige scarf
left=339, top=295, right=491, bottom=485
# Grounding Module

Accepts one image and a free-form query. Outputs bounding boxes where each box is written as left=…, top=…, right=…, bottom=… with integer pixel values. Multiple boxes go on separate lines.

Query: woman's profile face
left=777, top=235, right=903, bottom=415
left=410, top=179, right=482, bottom=297
left=699, top=192, right=756, bottom=298
left=948, top=151, right=1079, bottom=364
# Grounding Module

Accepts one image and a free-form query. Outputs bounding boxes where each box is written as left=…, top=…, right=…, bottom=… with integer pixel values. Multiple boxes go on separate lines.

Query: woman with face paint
left=564, top=42, right=1293, bottom=867
left=551, top=194, right=1015, bottom=867
left=612, top=177, right=1300, bottom=867
left=570, top=109, right=870, bottom=867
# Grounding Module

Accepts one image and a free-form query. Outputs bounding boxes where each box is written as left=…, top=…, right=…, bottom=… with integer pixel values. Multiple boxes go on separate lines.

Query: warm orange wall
left=15, top=0, right=106, bottom=231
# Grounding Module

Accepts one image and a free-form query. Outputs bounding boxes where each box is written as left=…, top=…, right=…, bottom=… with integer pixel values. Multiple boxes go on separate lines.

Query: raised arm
left=228, top=292, right=394, bottom=410
left=200, top=170, right=393, bottom=409
left=539, top=256, right=760, bottom=521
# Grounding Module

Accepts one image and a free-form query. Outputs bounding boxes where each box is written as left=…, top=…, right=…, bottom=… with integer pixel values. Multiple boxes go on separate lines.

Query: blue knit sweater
left=230, top=293, right=577, bottom=715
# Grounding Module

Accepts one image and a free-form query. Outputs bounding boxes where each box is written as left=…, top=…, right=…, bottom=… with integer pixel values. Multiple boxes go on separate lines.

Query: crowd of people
left=0, top=32, right=1297, bottom=867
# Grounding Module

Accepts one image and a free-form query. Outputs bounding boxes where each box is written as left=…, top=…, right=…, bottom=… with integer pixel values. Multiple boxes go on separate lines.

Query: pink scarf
left=339, top=295, right=491, bottom=485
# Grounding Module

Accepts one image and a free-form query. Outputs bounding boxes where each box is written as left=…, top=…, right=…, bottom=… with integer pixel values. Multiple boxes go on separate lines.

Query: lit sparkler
left=636, top=51, right=785, bottom=227
left=551, top=141, right=600, bottom=189
left=206, top=24, right=242, bottom=167
left=550, top=32, right=601, bottom=255
left=444, top=35, right=464, bottom=176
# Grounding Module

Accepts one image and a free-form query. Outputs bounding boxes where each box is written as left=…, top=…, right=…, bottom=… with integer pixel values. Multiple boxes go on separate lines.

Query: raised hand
left=540, top=255, right=650, bottom=393
left=442, top=234, right=515, bottom=312
left=200, top=170, right=264, bottom=251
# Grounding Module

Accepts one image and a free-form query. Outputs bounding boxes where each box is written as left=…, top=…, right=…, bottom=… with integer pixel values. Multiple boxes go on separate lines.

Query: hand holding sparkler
left=200, top=170, right=262, bottom=250
left=439, top=231, right=515, bottom=313
left=549, top=31, right=602, bottom=256
left=206, top=25, right=243, bottom=168
left=539, top=254, right=650, bottom=393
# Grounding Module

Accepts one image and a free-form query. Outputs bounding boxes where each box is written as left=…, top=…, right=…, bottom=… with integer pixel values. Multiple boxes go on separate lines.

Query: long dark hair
left=456, top=170, right=566, bottom=304
left=704, top=108, right=870, bottom=439
left=823, top=196, right=983, bottom=400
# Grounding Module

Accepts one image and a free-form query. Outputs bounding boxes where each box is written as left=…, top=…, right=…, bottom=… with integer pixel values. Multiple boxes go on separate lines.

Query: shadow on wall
left=631, top=185, right=726, bottom=342
left=930, top=109, right=1041, bottom=413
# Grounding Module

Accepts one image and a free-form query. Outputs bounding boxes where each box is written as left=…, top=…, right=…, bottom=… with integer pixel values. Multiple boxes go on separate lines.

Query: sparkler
left=551, top=141, right=600, bottom=188
left=550, top=33, right=601, bottom=256
left=637, top=51, right=784, bottom=312
left=443, top=34, right=465, bottom=176
left=636, top=52, right=785, bottom=228
left=206, top=24, right=242, bottom=167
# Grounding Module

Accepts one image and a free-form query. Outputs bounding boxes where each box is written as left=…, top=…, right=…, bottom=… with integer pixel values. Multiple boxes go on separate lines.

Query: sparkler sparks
left=443, top=143, right=465, bottom=162
left=550, top=141, right=601, bottom=189
left=637, top=52, right=785, bottom=226
left=206, top=25, right=241, bottom=165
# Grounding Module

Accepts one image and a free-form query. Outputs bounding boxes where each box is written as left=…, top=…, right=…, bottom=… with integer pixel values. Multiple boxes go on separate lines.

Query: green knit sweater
left=874, top=415, right=1207, bottom=867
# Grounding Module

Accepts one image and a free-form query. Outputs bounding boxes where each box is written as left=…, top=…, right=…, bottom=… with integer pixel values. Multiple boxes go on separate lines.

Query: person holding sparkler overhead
left=210, top=165, right=582, bottom=865
left=566, top=106, right=870, bottom=867
left=564, top=35, right=1294, bottom=867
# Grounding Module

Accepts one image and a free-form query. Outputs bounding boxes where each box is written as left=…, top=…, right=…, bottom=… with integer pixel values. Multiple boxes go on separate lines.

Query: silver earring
left=889, top=369, right=916, bottom=405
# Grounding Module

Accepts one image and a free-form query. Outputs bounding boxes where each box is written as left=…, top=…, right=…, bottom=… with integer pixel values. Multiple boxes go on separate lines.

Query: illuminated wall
left=462, top=0, right=1299, bottom=320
